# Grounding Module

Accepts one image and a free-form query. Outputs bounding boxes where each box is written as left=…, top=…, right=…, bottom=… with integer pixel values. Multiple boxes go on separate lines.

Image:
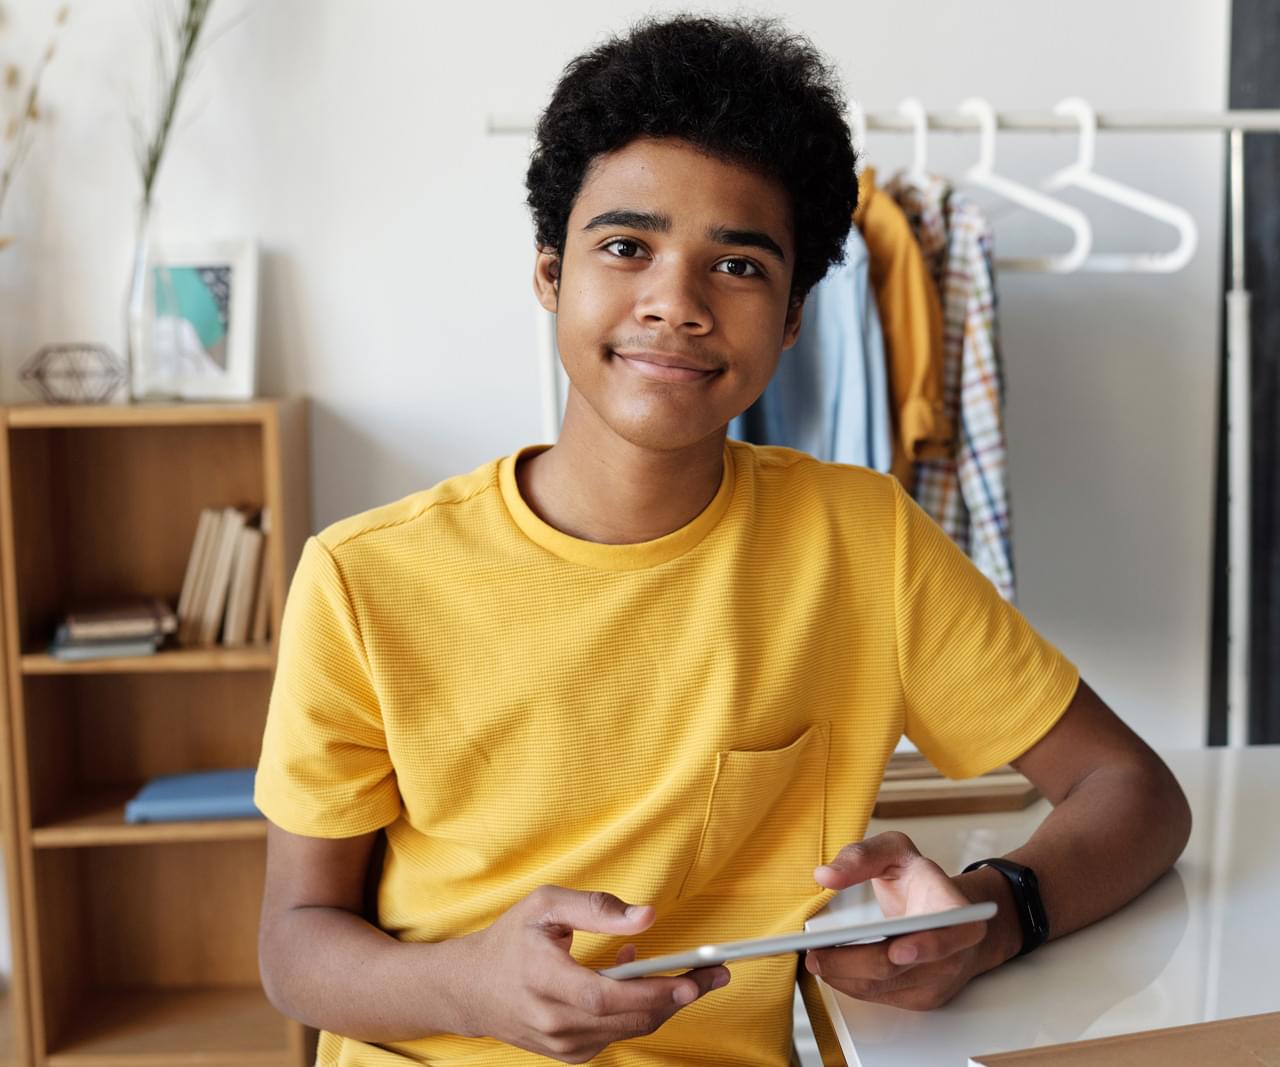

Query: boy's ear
left=781, top=294, right=806, bottom=350
left=532, top=246, right=561, bottom=313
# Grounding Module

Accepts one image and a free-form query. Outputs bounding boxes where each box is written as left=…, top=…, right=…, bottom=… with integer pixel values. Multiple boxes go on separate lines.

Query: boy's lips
left=611, top=349, right=721, bottom=383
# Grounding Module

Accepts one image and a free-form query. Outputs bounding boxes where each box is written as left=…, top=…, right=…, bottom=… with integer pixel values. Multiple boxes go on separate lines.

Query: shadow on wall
left=258, top=250, right=473, bottom=533
left=307, top=398, right=431, bottom=533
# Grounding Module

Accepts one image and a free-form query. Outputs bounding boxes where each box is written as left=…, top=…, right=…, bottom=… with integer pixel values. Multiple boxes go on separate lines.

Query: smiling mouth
left=611, top=351, right=721, bottom=383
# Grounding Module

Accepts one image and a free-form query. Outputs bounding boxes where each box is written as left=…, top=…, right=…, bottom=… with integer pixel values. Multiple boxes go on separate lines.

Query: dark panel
left=1214, top=0, right=1280, bottom=744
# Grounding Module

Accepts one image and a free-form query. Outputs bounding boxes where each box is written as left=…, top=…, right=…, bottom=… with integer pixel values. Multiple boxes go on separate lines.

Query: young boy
left=255, top=15, right=1191, bottom=1067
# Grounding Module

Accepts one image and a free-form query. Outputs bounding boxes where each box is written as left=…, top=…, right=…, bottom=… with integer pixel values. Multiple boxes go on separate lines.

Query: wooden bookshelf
left=20, top=647, right=276, bottom=676
left=31, top=786, right=268, bottom=849
left=0, top=505, right=31, bottom=1065
left=44, top=986, right=295, bottom=1066
left=0, top=400, right=311, bottom=1066
left=0, top=988, right=12, bottom=1065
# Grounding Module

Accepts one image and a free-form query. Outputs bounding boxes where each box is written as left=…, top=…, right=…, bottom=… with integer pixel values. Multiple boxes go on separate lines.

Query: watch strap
left=961, top=857, right=1049, bottom=957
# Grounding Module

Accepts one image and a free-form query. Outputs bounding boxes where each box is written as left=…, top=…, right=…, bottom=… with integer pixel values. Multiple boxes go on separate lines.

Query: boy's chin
left=604, top=411, right=728, bottom=455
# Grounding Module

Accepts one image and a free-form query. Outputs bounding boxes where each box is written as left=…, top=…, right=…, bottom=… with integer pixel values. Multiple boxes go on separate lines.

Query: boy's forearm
left=260, top=904, right=466, bottom=1043
left=955, top=755, right=1192, bottom=973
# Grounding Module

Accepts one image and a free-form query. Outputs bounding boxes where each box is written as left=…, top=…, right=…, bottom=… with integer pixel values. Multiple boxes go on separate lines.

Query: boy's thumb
left=526, top=887, right=655, bottom=935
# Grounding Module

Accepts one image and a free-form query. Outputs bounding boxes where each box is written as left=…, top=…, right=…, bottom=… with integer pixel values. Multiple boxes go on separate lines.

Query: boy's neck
left=516, top=390, right=727, bottom=546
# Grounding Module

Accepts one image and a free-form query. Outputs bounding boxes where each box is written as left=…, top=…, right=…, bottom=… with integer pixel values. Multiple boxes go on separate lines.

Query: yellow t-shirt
left=255, top=441, right=1078, bottom=1067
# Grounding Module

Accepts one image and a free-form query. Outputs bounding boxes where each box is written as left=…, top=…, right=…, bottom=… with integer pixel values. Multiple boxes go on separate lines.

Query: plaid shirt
left=884, top=173, right=1016, bottom=602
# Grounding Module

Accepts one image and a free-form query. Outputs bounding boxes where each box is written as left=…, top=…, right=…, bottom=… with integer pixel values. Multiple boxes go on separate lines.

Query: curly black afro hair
left=525, top=14, right=858, bottom=301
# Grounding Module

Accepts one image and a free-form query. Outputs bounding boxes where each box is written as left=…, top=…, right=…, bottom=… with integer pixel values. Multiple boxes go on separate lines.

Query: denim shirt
left=729, top=227, right=892, bottom=472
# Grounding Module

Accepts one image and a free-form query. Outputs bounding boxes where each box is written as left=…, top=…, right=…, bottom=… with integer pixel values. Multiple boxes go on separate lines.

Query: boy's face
left=533, top=137, right=804, bottom=453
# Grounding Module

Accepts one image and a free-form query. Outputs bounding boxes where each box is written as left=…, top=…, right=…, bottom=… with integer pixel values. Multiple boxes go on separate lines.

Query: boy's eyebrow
left=582, top=210, right=787, bottom=263
left=582, top=209, right=671, bottom=233
left=705, top=225, right=787, bottom=264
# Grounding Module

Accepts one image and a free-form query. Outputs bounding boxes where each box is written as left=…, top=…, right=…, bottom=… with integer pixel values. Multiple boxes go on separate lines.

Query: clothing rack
left=486, top=108, right=1280, bottom=748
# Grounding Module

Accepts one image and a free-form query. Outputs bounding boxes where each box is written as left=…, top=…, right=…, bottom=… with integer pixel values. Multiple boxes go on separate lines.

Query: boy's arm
left=803, top=679, right=1192, bottom=1009
left=258, top=824, right=467, bottom=1040
left=258, top=823, right=730, bottom=1055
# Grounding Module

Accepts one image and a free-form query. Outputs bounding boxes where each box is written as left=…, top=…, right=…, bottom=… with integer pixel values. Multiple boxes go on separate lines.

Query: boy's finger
left=884, top=920, right=987, bottom=965
left=591, top=965, right=730, bottom=1013
left=815, top=831, right=924, bottom=889
left=523, top=886, right=655, bottom=936
left=609, top=967, right=732, bottom=1033
left=808, top=918, right=988, bottom=980
left=806, top=941, right=909, bottom=982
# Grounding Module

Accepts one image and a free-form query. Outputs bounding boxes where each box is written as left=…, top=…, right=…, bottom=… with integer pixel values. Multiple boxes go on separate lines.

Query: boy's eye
left=716, top=258, right=762, bottom=278
left=603, top=238, right=645, bottom=258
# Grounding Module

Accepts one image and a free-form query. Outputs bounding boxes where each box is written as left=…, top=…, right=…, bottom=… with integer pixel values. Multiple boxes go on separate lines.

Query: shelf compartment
left=22, top=672, right=272, bottom=834
left=33, top=843, right=285, bottom=1060
left=32, top=788, right=265, bottom=849
left=44, top=986, right=293, bottom=1066
left=4, top=420, right=268, bottom=652
left=21, top=647, right=275, bottom=676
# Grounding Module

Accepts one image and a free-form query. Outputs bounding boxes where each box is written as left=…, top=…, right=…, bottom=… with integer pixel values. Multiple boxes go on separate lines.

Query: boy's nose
left=634, top=262, right=714, bottom=334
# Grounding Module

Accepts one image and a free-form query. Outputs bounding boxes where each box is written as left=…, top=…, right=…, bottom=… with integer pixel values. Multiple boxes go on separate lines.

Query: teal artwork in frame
left=134, top=240, right=259, bottom=400
left=152, top=264, right=232, bottom=375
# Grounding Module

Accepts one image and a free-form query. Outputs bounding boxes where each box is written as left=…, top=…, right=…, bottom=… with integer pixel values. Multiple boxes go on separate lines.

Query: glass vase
left=125, top=199, right=167, bottom=401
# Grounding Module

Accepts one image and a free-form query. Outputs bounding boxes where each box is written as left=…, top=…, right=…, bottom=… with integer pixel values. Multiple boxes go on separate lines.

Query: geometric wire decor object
left=20, top=342, right=128, bottom=404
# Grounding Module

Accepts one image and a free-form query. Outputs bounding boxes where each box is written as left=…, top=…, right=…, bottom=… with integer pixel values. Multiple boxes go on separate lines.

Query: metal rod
left=1226, top=128, right=1251, bottom=748
left=487, top=109, right=1280, bottom=136
left=1231, top=129, right=1246, bottom=290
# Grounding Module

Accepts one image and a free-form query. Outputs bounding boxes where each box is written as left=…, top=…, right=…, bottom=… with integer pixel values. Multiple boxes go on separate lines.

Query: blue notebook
left=124, top=768, right=262, bottom=823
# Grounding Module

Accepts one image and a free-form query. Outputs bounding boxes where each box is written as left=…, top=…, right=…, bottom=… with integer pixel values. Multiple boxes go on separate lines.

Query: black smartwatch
left=960, top=857, right=1049, bottom=957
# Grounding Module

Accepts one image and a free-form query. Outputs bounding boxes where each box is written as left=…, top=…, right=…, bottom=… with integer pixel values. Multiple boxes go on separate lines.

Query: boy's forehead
left=571, top=137, right=793, bottom=239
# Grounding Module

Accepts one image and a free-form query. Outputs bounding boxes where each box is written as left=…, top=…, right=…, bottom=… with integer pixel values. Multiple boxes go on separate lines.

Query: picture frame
left=132, top=239, right=259, bottom=401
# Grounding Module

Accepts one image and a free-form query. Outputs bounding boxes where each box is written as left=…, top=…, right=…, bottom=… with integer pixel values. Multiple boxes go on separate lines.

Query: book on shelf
left=249, top=506, right=272, bottom=645
left=221, top=525, right=264, bottom=647
left=176, top=509, right=218, bottom=642
left=49, top=624, right=161, bottom=661
left=123, top=767, right=262, bottom=823
left=198, top=507, right=252, bottom=645
left=179, top=507, right=223, bottom=645
left=63, top=598, right=177, bottom=641
left=250, top=554, right=272, bottom=645
left=175, top=504, right=272, bottom=649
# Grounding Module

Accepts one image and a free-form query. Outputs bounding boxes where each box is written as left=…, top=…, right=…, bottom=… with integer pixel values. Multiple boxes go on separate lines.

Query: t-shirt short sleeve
left=255, top=536, right=401, bottom=837
left=893, top=479, right=1080, bottom=779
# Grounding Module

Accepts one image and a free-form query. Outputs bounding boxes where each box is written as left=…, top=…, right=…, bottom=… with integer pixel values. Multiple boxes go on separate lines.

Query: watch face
left=1018, top=870, right=1049, bottom=935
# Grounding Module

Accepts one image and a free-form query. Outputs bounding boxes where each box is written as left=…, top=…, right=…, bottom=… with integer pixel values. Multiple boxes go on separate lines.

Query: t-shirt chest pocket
left=677, top=722, right=830, bottom=902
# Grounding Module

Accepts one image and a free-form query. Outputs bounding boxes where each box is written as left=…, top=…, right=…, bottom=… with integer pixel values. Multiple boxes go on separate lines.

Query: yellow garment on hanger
left=855, top=167, right=952, bottom=487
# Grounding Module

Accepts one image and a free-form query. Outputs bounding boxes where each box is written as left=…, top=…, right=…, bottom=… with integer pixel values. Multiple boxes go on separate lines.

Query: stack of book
left=124, top=768, right=261, bottom=823
left=49, top=599, right=178, bottom=661
left=176, top=506, right=273, bottom=647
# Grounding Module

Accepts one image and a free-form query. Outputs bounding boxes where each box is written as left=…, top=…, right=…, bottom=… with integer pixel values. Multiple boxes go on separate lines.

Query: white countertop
left=810, top=746, right=1280, bottom=1066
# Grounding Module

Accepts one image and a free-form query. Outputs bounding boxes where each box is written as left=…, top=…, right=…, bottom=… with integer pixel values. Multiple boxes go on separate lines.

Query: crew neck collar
left=498, top=443, right=736, bottom=571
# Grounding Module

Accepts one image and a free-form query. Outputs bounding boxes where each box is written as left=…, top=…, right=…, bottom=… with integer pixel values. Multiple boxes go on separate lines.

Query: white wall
left=0, top=0, right=1228, bottom=749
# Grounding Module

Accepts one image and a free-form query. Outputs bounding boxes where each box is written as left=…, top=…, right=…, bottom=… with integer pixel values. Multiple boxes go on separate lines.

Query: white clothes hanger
left=897, top=97, right=929, bottom=183
left=958, top=96, right=1092, bottom=273
left=1041, top=97, right=1198, bottom=273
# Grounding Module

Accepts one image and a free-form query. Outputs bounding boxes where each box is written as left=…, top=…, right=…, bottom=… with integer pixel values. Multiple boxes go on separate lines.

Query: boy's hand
left=804, top=831, right=991, bottom=1011
left=451, top=885, right=729, bottom=1063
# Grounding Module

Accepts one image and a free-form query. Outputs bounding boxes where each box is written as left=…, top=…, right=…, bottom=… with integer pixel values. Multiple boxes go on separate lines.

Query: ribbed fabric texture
left=255, top=441, right=1079, bottom=1067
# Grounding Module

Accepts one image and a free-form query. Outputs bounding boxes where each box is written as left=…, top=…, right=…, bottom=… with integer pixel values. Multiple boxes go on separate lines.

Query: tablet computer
left=598, top=900, right=997, bottom=980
